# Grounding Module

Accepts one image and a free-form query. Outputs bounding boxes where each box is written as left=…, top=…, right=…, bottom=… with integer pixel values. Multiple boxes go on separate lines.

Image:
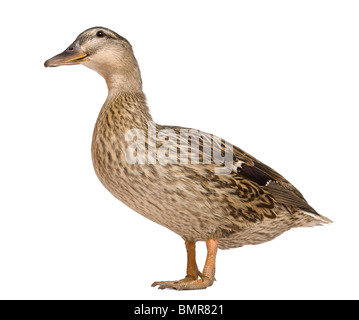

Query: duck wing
left=156, top=125, right=319, bottom=216
left=231, top=145, right=319, bottom=215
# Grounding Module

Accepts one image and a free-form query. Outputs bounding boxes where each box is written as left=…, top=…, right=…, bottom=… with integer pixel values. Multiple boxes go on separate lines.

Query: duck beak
left=44, top=42, right=88, bottom=67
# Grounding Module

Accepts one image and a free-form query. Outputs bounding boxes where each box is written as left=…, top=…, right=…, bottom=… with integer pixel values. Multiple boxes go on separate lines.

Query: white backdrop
left=1, top=0, right=358, bottom=300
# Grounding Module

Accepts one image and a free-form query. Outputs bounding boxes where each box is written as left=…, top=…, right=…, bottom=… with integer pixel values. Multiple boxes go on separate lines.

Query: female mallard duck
left=45, top=27, right=331, bottom=290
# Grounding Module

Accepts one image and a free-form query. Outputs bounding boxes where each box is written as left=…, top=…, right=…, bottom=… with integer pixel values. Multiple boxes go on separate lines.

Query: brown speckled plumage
left=45, top=27, right=331, bottom=290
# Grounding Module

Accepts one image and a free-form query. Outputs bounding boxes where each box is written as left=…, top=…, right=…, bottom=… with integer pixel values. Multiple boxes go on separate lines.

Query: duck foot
left=151, top=238, right=218, bottom=291
left=152, top=276, right=214, bottom=290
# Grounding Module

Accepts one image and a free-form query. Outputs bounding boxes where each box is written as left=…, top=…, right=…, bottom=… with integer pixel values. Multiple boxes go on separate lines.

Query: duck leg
left=152, top=238, right=218, bottom=290
left=184, top=240, right=202, bottom=281
left=151, top=240, right=200, bottom=289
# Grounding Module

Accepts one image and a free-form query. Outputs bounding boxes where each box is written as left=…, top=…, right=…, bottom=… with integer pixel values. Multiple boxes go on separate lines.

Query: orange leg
left=184, top=240, right=201, bottom=280
left=151, top=238, right=218, bottom=290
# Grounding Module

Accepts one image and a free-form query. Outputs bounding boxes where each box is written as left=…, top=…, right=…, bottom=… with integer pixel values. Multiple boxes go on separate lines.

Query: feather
left=263, top=181, right=318, bottom=215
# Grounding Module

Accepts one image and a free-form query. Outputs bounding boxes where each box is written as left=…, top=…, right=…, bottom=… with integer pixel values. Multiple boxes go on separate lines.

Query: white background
left=0, top=0, right=358, bottom=300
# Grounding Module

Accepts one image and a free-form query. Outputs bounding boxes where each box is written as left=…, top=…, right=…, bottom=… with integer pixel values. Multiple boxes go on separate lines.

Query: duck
left=45, top=27, right=332, bottom=290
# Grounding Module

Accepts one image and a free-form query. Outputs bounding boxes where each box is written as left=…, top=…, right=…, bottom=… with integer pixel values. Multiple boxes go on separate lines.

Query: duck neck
left=103, top=54, right=144, bottom=95
left=105, top=69, right=143, bottom=94
left=102, top=90, right=153, bottom=132
left=101, top=55, right=154, bottom=128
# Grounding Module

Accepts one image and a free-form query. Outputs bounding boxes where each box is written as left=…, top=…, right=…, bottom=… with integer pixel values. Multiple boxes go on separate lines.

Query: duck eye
left=97, top=31, right=104, bottom=37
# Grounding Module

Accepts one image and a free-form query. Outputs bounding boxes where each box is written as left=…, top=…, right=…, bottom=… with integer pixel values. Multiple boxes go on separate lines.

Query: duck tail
left=300, top=210, right=333, bottom=226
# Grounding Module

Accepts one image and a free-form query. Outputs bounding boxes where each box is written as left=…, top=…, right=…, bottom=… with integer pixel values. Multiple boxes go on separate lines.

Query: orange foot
left=151, top=239, right=218, bottom=291
left=152, top=275, right=214, bottom=290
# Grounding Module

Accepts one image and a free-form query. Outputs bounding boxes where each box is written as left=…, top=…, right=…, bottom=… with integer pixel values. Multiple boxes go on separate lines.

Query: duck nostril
left=68, top=47, right=74, bottom=51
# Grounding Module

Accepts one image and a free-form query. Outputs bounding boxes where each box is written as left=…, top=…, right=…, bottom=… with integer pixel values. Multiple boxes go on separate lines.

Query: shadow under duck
left=45, top=27, right=331, bottom=290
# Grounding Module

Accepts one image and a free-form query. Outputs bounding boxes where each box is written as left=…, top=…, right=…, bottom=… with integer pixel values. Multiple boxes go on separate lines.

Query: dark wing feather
left=233, top=145, right=319, bottom=215
left=238, top=163, right=273, bottom=186
left=262, top=181, right=318, bottom=214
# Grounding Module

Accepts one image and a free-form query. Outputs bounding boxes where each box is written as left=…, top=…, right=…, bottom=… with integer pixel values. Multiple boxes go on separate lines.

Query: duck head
left=44, top=27, right=142, bottom=93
